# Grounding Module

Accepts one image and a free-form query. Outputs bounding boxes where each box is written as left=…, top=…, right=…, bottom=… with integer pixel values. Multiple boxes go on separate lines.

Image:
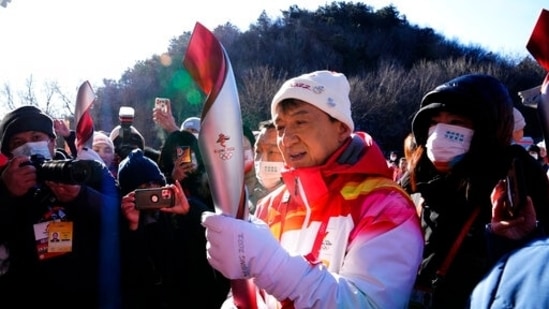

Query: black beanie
left=0, top=105, right=56, bottom=155
left=118, top=148, right=166, bottom=195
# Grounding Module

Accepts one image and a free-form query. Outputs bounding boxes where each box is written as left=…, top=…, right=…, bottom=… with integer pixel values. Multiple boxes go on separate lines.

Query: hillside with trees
left=5, top=2, right=548, bottom=153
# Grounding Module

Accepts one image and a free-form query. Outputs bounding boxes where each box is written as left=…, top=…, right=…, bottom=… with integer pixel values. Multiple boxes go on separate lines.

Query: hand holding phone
left=134, top=187, right=175, bottom=210
left=155, top=98, right=171, bottom=113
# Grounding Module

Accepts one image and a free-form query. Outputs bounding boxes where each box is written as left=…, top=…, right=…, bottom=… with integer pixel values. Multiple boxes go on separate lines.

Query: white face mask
left=255, top=160, right=284, bottom=190
left=426, top=123, right=473, bottom=165
left=11, top=141, right=52, bottom=160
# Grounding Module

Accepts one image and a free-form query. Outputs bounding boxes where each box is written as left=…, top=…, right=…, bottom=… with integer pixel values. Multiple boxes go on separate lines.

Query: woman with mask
left=400, top=74, right=549, bottom=308
left=242, top=124, right=259, bottom=207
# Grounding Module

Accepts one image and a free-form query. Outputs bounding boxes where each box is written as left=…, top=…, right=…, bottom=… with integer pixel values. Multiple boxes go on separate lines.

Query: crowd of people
left=0, top=70, right=548, bottom=309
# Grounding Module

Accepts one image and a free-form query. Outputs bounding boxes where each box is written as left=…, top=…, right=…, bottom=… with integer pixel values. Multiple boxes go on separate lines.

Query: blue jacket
left=469, top=237, right=549, bottom=308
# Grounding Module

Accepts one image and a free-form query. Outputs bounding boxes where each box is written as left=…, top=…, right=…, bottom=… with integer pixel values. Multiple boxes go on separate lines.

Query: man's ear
left=337, top=121, right=352, bottom=143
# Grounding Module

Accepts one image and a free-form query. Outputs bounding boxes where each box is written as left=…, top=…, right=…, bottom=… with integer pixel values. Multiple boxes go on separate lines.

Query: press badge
left=33, top=220, right=73, bottom=260
left=47, top=221, right=73, bottom=253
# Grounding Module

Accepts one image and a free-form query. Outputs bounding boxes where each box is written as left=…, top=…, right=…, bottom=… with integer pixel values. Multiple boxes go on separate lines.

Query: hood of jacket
left=412, top=74, right=514, bottom=154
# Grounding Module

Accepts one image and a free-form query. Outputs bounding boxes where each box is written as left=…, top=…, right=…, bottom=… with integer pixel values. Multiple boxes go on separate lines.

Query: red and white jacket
left=255, top=132, right=424, bottom=309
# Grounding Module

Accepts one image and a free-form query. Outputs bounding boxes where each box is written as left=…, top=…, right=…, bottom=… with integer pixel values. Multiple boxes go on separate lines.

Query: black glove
left=337, top=134, right=366, bottom=165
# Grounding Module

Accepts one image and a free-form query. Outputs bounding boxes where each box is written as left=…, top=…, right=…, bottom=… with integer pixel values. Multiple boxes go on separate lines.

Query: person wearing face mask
left=511, top=107, right=527, bottom=145
left=251, top=120, right=284, bottom=214
left=242, top=124, right=259, bottom=207
left=399, top=74, right=549, bottom=309
left=0, top=105, right=121, bottom=308
left=92, top=131, right=117, bottom=176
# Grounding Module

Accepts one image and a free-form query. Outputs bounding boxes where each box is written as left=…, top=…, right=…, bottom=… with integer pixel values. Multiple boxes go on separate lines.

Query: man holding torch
left=202, top=70, right=424, bottom=308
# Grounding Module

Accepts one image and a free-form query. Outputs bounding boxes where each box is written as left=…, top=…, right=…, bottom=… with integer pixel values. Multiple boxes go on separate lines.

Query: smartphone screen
left=155, top=98, right=170, bottom=113
left=175, top=146, right=192, bottom=165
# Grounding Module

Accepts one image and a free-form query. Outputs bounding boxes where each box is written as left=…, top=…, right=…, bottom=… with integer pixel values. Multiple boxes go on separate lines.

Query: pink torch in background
left=183, top=22, right=256, bottom=308
left=526, top=9, right=549, bottom=152
left=75, top=80, right=96, bottom=149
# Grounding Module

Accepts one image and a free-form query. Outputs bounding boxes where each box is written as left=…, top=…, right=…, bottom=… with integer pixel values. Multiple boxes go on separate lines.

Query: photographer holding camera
left=0, top=105, right=121, bottom=308
left=109, top=106, right=161, bottom=177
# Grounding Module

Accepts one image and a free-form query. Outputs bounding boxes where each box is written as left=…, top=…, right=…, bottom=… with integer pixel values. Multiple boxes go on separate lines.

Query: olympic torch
left=183, top=22, right=256, bottom=308
left=526, top=9, right=549, bottom=152
left=75, top=80, right=95, bottom=150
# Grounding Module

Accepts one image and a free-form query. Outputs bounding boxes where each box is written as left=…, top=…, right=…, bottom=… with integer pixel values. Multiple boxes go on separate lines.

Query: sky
left=0, top=0, right=547, bottom=104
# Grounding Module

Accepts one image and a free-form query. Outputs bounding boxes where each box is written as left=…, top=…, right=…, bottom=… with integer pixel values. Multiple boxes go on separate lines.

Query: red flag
left=527, top=9, right=549, bottom=152
left=75, top=81, right=95, bottom=149
left=183, top=22, right=256, bottom=308
left=527, top=9, right=549, bottom=71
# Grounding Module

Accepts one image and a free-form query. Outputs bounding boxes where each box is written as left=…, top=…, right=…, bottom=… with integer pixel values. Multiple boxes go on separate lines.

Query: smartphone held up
left=502, top=158, right=527, bottom=219
left=134, top=186, right=175, bottom=210
left=176, top=146, right=192, bottom=166
left=155, top=97, right=171, bottom=113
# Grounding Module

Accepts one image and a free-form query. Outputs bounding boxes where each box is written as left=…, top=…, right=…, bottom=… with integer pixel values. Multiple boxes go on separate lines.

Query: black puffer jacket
left=403, top=74, right=549, bottom=309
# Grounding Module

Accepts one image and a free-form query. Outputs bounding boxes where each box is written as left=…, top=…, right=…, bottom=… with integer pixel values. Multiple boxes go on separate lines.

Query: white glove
left=202, top=212, right=315, bottom=295
left=204, top=212, right=394, bottom=308
left=202, top=211, right=284, bottom=278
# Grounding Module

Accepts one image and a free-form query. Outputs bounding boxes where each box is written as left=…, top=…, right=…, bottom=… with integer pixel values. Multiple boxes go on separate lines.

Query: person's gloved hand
left=202, top=212, right=335, bottom=306
left=337, top=134, right=366, bottom=165
left=202, top=212, right=287, bottom=279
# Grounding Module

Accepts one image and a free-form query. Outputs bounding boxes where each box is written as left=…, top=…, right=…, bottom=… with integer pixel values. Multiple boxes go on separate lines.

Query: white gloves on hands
left=202, top=211, right=287, bottom=279
left=202, top=212, right=334, bottom=306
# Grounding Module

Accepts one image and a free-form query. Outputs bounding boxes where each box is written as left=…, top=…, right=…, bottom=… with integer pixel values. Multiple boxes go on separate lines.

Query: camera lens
left=38, top=159, right=102, bottom=184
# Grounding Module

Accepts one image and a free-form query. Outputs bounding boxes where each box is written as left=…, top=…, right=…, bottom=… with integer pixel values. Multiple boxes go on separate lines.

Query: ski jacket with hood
left=255, top=131, right=424, bottom=309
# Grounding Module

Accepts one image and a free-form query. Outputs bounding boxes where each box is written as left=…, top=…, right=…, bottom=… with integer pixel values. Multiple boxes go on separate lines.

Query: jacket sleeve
left=258, top=192, right=425, bottom=309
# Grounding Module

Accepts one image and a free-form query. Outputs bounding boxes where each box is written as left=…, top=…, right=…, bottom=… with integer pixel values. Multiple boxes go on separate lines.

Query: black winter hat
left=0, top=105, right=56, bottom=155
left=412, top=74, right=513, bottom=149
left=118, top=148, right=166, bottom=195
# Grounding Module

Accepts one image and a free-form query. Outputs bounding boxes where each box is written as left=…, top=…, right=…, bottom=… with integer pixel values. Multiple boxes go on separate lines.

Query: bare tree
left=0, top=76, right=75, bottom=119
left=1, top=83, right=15, bottom=110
